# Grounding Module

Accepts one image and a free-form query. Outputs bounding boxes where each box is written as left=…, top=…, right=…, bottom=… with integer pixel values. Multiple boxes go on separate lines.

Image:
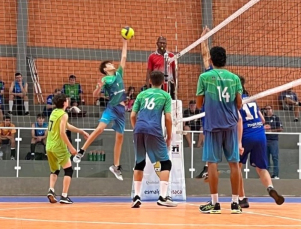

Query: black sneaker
left=60, top=196, right=73, bottom=204
left=199, top=202, right=221, bottom=214
left=231, top=202, right=242, bottom=214
left=157, top=196, right=177, bottom=207
left=7, top=111, right=12, bottom=115
left=47, top=189, right=57, bottom=203
left=239, top=197, right=249, bottom=208
left=24, top=112, right=30, bottom=116
left=195, top=166, right=208, bottom=179
left=131, top=195, right=141, bottom=208
left=267, top=187, right=285, bottom=205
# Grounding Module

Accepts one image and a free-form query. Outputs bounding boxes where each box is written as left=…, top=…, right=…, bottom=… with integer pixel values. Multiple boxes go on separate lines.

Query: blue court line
left=0, top=196, right=300, bottom=203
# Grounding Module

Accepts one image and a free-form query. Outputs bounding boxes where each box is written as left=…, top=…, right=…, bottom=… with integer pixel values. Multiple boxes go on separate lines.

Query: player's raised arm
left=201, top=26, right=211, bottom=70
left=66, top=123, right=89, bottom=139
left=120, top=39, right=128, bottom=70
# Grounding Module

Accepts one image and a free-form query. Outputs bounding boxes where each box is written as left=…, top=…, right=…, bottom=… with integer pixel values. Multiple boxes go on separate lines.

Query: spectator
left=0, top=79, right=4, bottom=121
left=279, top=88, right=299, bottom=122
left=62, top=75, right=83, bottom=107
left=0, top=115, right=16, bottom=160
left=146, top=36, right=176, bottom=99
left=8, top=73, right=29, bottom=115
left=125, top=86, right=136, bottom=112
left=43, top=88, right=61, bottom=117
left=97, top=88, right=110, bottom=107
left=263, top=105, right=283, bottom=179
left=31, top=114, right=48, bottom=154
left=183, top=100, right=204, bottom=148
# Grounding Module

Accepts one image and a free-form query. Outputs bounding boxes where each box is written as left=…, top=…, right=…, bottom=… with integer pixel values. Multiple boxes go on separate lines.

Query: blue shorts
left=134, top=133, right=169, bottom=164
left=99, top=104, right=125, bottom=134
left=240, top=132, right=268, bottom=169
left=203, top=128, right=239, bottom=163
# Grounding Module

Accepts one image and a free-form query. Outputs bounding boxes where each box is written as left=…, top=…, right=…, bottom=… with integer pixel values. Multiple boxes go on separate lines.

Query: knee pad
left=134, top=160, right=146, bottom=171
left=51, top=170, right=60, bottom=176
left=160, top=160, right=172, bottom=171
left=64, top=166, right=73, bottom=178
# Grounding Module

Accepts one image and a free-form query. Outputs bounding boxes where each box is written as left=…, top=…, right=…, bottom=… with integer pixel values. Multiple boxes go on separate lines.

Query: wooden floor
left=0, top=201, right=300, bottom=229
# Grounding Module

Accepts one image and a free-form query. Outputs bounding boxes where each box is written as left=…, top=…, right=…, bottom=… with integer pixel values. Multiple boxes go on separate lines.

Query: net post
left=298, top=134, right=301, bottom=179
left=74, top=132, right=81, bottom=178
left=189, top=132, right=195, bottom=178
left=15, top=129, right=22, bottom=178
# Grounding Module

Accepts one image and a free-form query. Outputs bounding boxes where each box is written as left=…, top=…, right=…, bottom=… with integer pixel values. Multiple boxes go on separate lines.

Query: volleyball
left=121, top=26, right=134, bottom=40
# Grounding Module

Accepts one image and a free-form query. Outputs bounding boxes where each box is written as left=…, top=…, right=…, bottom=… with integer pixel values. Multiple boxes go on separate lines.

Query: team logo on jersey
left=153, top=161, right=161, bottom=177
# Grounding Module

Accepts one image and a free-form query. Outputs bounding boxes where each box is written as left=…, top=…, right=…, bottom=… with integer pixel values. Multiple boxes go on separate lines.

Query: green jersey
left=101, top=66, right=127, bottom=106
left=132, top=88, right=171, bottom=137
left=46, top=109, right=68, bottom=152
left=196, top=69, right=242, bottom=131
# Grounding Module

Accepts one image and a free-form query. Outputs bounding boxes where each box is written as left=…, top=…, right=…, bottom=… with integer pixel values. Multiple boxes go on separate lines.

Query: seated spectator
left=97, top=89, right=110, bottom=107
left=0, top=115, right=16, bottom=160
left=62, top=74, right=83, bottom=107
left=8, top=73, right=30, bottom=115
left=43, top=88, right=61, bottom=117
left=31, top=114, right=48, bottom=154
left=125, top=86, right=136, bottom=112
left=279, top=88, right=299, bottom=122
left=183, top=100, right=204, bottom=148
left=0, top=79, right=4, bottom=121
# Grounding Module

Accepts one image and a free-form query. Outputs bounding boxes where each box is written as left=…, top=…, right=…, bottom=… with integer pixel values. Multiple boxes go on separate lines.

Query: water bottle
left=96, top=100, right=100, bottom=106
left=88, top=151, right=93, bottom=161
left=96, top=151, right=101, bottom=161
left=101, top=151, right=105, bottom=161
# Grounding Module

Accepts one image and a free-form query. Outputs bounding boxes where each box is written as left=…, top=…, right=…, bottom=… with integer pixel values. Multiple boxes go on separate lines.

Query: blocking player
left=238, top=76, right=285, bottom=208
left=130, top=70, right=177, bottom=208
left=46, top=94, right=89, bottom=204
left=197, top=46, right=243, bottom=214
left=74, top=39, right=128, bottom=181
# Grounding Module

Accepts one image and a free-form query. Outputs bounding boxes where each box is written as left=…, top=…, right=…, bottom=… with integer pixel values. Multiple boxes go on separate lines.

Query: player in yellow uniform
left=46, top=94, right=89, bottom=204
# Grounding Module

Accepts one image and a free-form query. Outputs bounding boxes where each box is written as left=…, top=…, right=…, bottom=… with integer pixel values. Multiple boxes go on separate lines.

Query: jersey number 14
left=217, top=86, right=230, bottom=102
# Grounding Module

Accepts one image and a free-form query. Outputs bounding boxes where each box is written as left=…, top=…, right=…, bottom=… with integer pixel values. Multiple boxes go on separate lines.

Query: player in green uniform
left=46, top=94, right=89, bottom=204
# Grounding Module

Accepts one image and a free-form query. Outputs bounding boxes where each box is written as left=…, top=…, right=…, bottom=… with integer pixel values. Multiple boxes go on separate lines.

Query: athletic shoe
left=231, top=202, right=242, bottom=214
left=195, top=166, right=208, bottom=179
left=267, top=187, right=285, bottom=205
left=109, top=165, right=123, bottom=181
left=131, top=195, right=141, bottom=208
left=73, top=151, right=85, bottom=163
left=239, top=197, right=249, bottom=208
left=47, top=189, right=57, bottom=203
left=59, top=196, right=73, bottom=204
left=157, top=196, right=177, bottom=207
left=199, top=202, right=221, bottom=214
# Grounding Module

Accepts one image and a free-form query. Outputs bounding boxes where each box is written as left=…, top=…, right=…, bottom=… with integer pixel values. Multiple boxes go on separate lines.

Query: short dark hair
left=189, top=100, right=196, bottom=105
left=4, top=115, right=11, bottom=121
left=69, top=75, right=76, bottom=79
left=52, top=94, right=67, bottom=109
left=37, top=113, right=45, bottom=119
left=150, top=71, right=164, bottom=86
left=210, top=46, right=227, bottom=67
left=15, top=72, right=22, bottom=77
left=238, top=75, right=249, bottom=96
left=99, top=60, right=113, bottom=75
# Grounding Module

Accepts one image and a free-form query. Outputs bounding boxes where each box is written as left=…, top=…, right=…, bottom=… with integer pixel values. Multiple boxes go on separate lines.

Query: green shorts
left=47, top=149, right=71, bottom=173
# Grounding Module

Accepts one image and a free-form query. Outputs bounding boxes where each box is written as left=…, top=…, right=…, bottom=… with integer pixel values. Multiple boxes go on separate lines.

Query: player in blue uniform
left=130, top=71, right=177, bottom=208
left=238, top=76, right=284, bottom=208
left=74, top=39, right=128, bottom=181
left=31, top=114, right=48, bottom=153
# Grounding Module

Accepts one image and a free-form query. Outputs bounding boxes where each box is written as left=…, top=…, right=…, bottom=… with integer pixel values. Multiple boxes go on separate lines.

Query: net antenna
left=28, top=57, right=44, bottom=104
left=179, top=78, right=301, bottom=124
left=163, top=52, right=170, bottom=94
left=169, top=0, right=261, bottom=64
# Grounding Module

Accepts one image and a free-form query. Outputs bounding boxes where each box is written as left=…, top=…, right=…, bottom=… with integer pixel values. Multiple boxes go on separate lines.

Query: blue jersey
left=196, top=69, right=242, bottom=132
left=239, top=96, right=264, bottom=138
left=35, top=122, right=48, bottom=136
left=132, top=88, right=171, bottom=137
left=13, top=81, right=25, bottom=93
left=46, top=94, right=54, bottom=105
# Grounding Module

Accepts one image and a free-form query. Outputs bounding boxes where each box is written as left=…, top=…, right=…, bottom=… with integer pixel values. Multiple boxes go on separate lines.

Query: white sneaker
left=157, top=196, right=178, bottom=207
left=109, top=165, right=123, bottom=181
left=73, top=152, right=85, bottom=163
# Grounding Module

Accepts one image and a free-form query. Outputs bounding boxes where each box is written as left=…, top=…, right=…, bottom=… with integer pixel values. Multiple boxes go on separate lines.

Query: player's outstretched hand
left=82, top=131, right=89, bottom=140
left=69, top=147, right=77, bottom=156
